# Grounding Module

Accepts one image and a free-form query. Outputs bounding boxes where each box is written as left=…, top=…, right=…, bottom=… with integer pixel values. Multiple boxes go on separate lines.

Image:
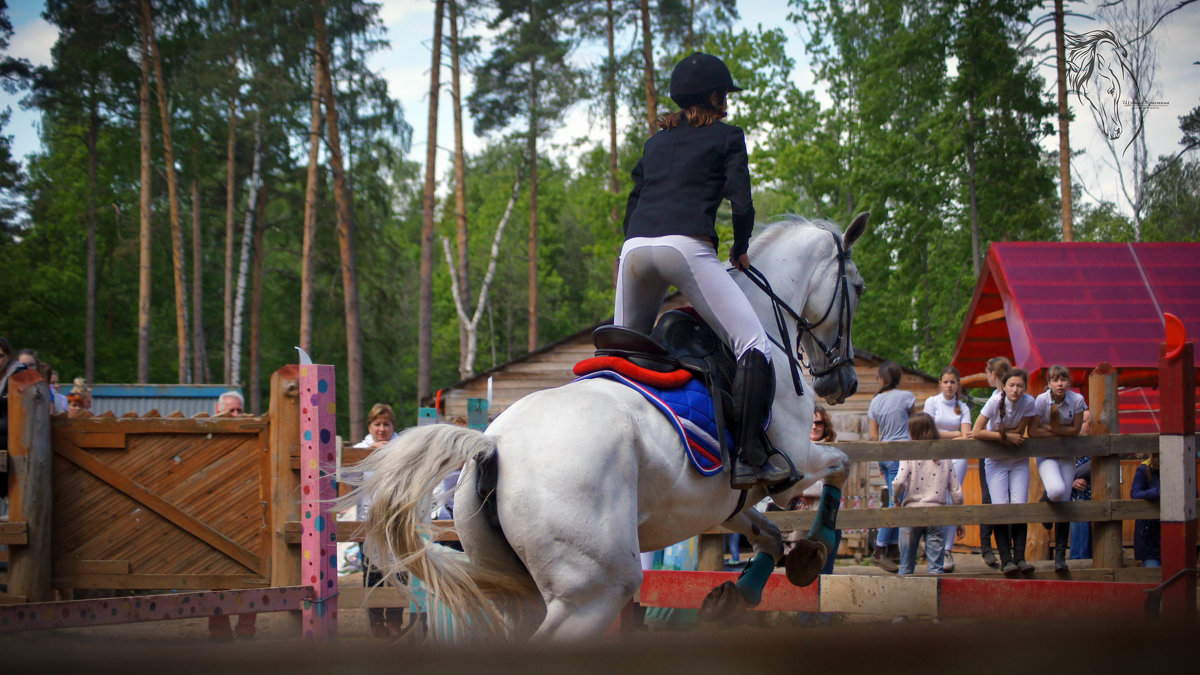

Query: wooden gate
left=50, top=416, right=273, bottom=590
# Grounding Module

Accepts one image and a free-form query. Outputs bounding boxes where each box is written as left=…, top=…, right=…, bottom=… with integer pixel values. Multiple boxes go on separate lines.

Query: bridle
left=739, top=230, right=855, bottom=397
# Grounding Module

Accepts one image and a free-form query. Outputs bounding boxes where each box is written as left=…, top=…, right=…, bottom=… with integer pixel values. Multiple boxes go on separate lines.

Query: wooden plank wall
left=49, top=416, right=272, bottom=590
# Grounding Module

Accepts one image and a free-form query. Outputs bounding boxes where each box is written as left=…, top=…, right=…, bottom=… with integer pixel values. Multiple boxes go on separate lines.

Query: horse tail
left=342, top=424, right=533, bottom=639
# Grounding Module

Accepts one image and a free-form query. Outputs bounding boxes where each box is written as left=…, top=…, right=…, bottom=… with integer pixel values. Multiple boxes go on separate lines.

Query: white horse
left=349, top=212, right=868, bottom=641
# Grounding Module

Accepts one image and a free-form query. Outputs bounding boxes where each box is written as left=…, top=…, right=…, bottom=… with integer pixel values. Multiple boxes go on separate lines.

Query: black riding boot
left=994, top=524, right=1015, bottom=573
left=1054, top=522, right=1070, bottom=571
left=1012, top=523, right=1034, bottom=572
left=730, top=348, right=793, bottom=489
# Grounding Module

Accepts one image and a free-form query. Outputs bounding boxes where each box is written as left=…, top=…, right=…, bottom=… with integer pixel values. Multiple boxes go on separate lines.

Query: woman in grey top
left=867, top=361, right=915, bottom=572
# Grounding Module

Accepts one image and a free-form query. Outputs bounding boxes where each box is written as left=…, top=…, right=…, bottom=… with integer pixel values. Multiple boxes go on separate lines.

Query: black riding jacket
left=622, top=120, right=756, bottom=258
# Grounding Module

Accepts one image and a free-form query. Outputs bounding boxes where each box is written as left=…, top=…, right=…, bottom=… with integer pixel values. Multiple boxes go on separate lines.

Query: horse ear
left=844, top=212, right=869, bottom=250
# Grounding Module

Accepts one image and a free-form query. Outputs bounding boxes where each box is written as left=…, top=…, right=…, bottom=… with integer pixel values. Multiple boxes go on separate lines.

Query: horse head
left=1068, top=31, right=1127, bottom=141
left=797, top=212, right=868, bottom=406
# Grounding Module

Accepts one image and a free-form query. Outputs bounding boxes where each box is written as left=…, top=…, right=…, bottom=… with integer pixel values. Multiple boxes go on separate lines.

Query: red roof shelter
left=950, top=241, right=1200, bottom=434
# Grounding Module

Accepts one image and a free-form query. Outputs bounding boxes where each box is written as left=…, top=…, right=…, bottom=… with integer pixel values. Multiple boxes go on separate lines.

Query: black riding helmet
left=669, top=52, right=743, bottom=108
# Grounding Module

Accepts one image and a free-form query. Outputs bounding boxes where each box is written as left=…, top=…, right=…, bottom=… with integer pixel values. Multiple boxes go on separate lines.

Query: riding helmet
left=669, top=52, right=743, bottom=108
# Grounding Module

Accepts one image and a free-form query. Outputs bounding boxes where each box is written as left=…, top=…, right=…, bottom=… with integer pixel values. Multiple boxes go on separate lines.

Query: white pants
left=944, top=458, right=968, bottom=554
left=615, top=235, right=770, bottom=360
left=1037, top=457, right=1076, bottom=502
left=984, top=456, right=1031, bottom=505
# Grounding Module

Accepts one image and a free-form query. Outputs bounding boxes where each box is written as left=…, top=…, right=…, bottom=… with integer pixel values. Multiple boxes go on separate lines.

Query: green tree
left=469, top=0, right=582, bottom=352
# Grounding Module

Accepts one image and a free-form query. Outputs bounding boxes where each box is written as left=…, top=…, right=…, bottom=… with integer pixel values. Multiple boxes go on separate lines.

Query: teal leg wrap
left=734, top=552, right=775, bottom=606
left=806, top=484, right=842, bottom=551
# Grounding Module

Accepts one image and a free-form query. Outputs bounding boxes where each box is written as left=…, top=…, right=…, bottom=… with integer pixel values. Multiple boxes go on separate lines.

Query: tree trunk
left=230, top=116, right=263, bottom=387
left=640, top=0, right=657, bottom=137
left=137, top=5, right=153, bottom=384
left=527, top=51, right=539, bottom=353
left=450, top=0, right=470, bottom=373
left=85, top=95, right=99, bottom=385
left=418, top=0, right=444, bottom=404
left=316, top=0, right=365, bottom=440
left=606, top=0, right=619, bottom=229
left=249, top=181, right=268, bottom=415
left=144, top=0, right=191, bottom=384
left=223, top=1, right=239, bottom=385
left=1053, top=0, right=1073, bottom=241
left=443, top=175, right=522, bottom=377
left=966, top=89, right=982, bottom=279
left=300, top=27, right=326, bottom=354
left=191, top=174, right=209, bottom=384
left=688, top=0, right=695, bottom=51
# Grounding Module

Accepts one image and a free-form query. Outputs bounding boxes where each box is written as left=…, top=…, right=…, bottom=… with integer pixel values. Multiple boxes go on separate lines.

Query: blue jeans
left=1069, top=521, right=1092, bottom=559
left=898, top=525, right=946, bottom=575
left=875, top=461, right=899, bottom=547
left=1143, top=559, right=1161, bottom=568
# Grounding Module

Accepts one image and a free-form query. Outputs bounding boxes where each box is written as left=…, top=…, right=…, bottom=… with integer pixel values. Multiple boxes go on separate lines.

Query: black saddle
left=593, top=310, right=736, bottom=428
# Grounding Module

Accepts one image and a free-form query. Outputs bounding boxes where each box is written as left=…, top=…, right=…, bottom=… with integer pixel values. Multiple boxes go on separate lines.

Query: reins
left=737, top=230, right=854, bottom=397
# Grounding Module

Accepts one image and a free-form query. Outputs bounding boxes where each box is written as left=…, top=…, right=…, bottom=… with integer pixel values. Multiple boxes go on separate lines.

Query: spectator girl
left=922, top=365, right=972, bottom=571
left=973, top=366, right=1037, bottom=573
left=867, top=360, right=914, bottom=572
left=1029, top=365, right=1088, bottom=570
left=892, top=413, right=964, bottom=574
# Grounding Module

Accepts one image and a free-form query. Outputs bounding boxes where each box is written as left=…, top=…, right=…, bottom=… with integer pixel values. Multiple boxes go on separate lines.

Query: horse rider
left=614, top=52, right=790, bottom=489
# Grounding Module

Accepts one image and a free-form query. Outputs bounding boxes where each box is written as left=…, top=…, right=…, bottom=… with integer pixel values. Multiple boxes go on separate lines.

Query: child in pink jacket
left=893, top=413, right=964, bottom=574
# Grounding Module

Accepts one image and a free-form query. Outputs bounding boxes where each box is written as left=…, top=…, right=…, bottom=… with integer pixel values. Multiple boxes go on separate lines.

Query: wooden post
left=268, top=364, right=301, bottom=637
left=299, top=364, right=337, bottom=640
left=698, top=534, right=725, bottom=571
left=1158, top=340, right=1196, bottom=620
left=1088, top=363, right=1123, bottom=570
left=7, top=370, right=53, bottom=603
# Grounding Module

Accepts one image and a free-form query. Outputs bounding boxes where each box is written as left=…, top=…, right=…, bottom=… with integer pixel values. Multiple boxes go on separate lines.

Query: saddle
left=591, top=309, right=737, bottom=432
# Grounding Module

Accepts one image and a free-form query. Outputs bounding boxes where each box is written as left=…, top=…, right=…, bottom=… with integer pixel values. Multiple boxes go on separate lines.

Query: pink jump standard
left=300, top=363, right=338, bottom=640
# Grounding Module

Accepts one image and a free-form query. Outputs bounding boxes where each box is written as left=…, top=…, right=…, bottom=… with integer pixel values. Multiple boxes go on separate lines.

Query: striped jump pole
left=299, top=363, right=338, bottom=640
left=1156, top=313, right=1197, bottom=620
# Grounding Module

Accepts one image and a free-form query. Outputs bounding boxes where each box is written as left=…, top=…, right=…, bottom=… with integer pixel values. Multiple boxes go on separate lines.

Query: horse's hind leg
left=529, top=553, right=643, bottom=641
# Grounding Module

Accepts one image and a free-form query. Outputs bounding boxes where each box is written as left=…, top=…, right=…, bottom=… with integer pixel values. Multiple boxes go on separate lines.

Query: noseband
left=740, top=231, right=854, bottom=397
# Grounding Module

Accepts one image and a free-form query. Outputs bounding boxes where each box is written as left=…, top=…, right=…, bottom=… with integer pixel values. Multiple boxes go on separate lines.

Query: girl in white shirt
left=1029, top=365, right=1088, bottom=571
left=973, top=367, right=1037, bottom=574
left=922, top=366, right=972, bottom=571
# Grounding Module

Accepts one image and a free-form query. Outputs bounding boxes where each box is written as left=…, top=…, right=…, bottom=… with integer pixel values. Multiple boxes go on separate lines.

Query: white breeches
left=984, top=456, right=1031, bottom=505
left=615, top=235, right=770, bottom=360
left=1037, top=457, right=1076, bottom=502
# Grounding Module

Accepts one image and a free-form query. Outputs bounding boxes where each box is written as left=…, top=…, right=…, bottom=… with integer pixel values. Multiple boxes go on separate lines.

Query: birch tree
left=229, top=116, right=262, bottom=385
left=444, top=174, right=522, bottom=377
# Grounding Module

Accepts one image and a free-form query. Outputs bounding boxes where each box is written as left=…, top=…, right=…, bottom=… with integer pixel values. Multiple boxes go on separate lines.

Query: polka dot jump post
left=300, top=363, right=338, bottom=640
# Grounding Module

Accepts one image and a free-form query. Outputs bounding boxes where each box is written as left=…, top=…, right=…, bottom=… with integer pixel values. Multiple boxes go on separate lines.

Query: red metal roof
left=950, top=242, right=1200, bottom=432
left=951, top=241, right=1200, bottom=377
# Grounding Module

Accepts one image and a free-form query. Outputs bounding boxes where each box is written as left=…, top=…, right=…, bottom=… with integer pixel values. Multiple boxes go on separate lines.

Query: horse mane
left=748, top=214, right=844, bottom=255
left=1065, top=30, right=1122, bottom=92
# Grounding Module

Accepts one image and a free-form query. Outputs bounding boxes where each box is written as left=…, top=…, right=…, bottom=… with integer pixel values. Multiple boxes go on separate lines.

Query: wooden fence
left=1, top=365, right=304, bottom=605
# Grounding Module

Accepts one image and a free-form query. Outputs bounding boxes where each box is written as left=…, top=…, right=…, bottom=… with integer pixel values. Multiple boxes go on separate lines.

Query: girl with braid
left=973, top=367, right=1037, bottom=573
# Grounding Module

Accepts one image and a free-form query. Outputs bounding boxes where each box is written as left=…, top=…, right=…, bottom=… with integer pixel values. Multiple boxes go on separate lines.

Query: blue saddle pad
left=574, top=370, right=730, bottom=476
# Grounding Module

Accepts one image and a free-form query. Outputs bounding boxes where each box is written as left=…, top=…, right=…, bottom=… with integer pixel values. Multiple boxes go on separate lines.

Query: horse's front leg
left=785, top=457, right=849, bottom=586
left=699, top=503, right=783, bottom=621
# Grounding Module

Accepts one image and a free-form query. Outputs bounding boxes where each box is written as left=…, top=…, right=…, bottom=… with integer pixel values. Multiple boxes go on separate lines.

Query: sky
left=2, top=0, right=1198, bottom=218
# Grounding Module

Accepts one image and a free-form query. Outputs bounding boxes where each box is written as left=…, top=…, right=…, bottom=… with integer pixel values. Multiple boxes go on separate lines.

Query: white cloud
left=9, top=17, right=57, bottom=67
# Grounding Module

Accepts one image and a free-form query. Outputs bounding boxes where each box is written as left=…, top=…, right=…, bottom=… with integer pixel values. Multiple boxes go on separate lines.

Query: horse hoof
left=785, top=538, right=828, bottom=587
left=699, top=580, right=748, bottom=622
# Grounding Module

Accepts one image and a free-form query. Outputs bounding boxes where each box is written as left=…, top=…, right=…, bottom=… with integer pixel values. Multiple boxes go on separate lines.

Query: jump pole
left=1156, top=314, right=1197, bottom=620
left=299, top=363, right=338, bottom=640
